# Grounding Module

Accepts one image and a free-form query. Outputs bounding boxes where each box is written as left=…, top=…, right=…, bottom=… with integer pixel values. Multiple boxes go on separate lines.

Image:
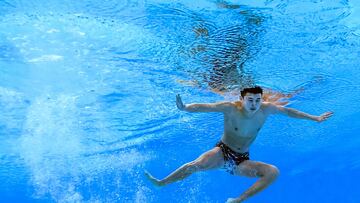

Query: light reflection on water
left=0, top=0, right=359, bottom=202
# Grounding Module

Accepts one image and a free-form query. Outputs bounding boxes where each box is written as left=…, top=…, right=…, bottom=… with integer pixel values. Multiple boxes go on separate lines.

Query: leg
left=145, top=147, right=224, bottom=187
left=227, top=160, right=280, bottom=203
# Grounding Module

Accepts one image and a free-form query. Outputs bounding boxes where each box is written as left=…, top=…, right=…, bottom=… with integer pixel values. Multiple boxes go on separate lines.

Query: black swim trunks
left=215, top=141, right=250, bottom=174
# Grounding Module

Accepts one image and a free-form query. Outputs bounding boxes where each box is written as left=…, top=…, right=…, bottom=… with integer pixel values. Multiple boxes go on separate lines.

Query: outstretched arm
left=176, top=94, right=232, bottom=113
left=266, top=103, right=333, bottom=122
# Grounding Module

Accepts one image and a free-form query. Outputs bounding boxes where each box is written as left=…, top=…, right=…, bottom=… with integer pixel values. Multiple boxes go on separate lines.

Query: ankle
left=237, top=195, right=247, bottom=202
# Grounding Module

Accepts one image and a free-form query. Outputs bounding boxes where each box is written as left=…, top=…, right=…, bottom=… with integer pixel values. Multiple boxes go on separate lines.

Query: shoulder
left=216, top=101, right=236, bottom=106
left=233, top=101, right=242, bottom=109
left=214, top=101, right=237, bottom=112
left=214, top=101, right=236, bottom=108
left=261, top=102, right=273, bottom=108
left=261, top=102, right=281, bottom=114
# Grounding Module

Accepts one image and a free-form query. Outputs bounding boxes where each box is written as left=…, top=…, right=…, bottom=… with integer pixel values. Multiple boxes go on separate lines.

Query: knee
left=264, top=165, right=280, bottom=181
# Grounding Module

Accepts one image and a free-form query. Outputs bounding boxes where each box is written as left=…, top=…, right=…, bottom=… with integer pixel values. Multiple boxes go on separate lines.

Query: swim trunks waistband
left=215, top=141, right=250, bottom=165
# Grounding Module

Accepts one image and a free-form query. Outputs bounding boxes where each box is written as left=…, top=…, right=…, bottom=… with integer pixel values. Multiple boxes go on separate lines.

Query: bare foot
left=144, top=170, right=165, bottom=187
left=226, top=197, right=242, bottom=203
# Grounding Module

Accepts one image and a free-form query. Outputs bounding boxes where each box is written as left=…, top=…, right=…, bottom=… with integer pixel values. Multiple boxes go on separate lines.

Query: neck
left=242, top=109, right=256, bottom=118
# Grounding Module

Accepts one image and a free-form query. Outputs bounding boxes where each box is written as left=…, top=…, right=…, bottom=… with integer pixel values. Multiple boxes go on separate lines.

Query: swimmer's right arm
left=176, top=94, right=231, bottom=113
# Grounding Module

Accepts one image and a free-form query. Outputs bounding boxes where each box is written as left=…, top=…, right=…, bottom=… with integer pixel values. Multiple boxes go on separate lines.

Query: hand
left=315, top=111, right=333, bottom=122
left=176, top=94, right=186, bottom=110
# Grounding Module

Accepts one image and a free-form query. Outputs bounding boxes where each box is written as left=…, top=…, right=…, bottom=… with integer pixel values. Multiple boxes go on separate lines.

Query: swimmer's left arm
left=265, top=103, right=333, bottom=122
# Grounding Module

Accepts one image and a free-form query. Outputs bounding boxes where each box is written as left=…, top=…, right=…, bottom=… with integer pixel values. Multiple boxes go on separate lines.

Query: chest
left=224, top=111, right=266, bottom=136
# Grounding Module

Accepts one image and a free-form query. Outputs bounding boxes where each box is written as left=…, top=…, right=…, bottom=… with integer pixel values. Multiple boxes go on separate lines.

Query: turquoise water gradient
left=0, top=0, right=359, bottom=202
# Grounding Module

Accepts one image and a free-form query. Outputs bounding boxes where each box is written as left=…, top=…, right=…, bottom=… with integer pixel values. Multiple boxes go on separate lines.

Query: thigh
left=233, top=160, right=276, bottom=177
left=192, top=147, right=225, bottom=170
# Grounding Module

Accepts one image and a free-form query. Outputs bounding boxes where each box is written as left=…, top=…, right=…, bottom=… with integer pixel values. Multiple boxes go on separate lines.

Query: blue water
left=1, top=0, right=360, bottom=202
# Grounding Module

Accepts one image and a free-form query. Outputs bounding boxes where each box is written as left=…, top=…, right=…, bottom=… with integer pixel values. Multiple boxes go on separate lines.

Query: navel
left=235, top=127, right=238, bottom=131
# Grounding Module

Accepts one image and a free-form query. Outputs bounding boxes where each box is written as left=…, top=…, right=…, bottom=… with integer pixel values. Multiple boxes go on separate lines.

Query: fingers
left=176, top=94, right=181, bottom=103
left=319, top=112, right=333, bottom=122
left=325, top=111, right=334, bottom=116
left=323, top=111, right=333, bottom=118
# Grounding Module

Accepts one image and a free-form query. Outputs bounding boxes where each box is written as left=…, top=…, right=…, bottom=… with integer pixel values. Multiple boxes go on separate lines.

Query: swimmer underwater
left=145, top=86, right=333, bottom=203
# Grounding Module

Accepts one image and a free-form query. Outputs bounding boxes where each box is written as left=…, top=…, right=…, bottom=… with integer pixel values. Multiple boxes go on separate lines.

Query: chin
left=250, top=109, right=259, bottom=113
left=247, top=109, right=256, bottom=114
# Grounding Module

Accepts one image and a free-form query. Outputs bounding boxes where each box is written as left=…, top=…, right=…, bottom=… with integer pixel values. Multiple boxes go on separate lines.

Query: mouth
left=250, top=108, right=256, bottom=111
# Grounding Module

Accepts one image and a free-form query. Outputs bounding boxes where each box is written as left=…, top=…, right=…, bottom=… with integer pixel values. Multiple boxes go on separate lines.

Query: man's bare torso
left=221, top=101, right=270, bottom=153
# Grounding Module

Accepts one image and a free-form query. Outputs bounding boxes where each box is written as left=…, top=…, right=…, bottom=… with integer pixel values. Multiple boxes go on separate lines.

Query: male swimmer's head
left=240, top=86, right=263, bottom=114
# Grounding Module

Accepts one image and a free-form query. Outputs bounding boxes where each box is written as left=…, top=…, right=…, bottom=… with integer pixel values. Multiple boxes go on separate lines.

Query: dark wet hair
left=240, top=86, right=263, bottom=97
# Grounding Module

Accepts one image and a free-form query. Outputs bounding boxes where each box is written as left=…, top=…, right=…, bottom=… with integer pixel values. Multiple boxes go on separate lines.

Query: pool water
left=0, top=0, right=360, bottom=202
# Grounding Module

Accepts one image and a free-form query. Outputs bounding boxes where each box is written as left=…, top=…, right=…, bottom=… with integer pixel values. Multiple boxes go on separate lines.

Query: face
left=241, top=93, right=262, bottom=114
